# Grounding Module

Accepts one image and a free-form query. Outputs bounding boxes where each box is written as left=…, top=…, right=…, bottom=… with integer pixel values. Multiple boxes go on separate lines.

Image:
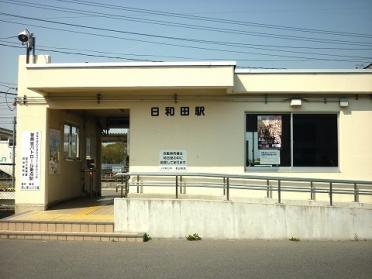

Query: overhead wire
left=1, top=1, right=372, bottom=48
left=52, top=0, right=372, bottom=39
left=2, top=0, right=372, bottom=46
left=0, top=38, right=367, bottom=63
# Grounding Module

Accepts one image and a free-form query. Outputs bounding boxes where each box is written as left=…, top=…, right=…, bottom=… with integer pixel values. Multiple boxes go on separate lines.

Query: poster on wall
left=257, top=115, right=282, bottom=165
left=160, top=150, right=187, bottom=171
left=21, top=131, right=41, bottom=190
left=49, top=129, right=61, bottom=175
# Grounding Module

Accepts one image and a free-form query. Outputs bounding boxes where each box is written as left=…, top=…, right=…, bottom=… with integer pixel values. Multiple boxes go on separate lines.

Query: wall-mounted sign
left=49, top=129, right=61, bottom=175
left=21, top=131, right=41, bottom=190
left=151, top=106, right=205, bottom=117
left=259, top=150, right=280, bottom=165
left=160, top=150, right=187, bottom=171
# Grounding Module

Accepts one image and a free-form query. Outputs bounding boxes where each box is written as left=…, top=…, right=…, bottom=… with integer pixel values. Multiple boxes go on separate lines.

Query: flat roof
left=235, top=68, right=372, bottom=74
left=26, top=61, right=237, bottom=69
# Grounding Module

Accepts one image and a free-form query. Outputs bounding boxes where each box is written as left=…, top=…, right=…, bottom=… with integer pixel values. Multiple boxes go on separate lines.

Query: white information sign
left=21, top=131, right=41, bottom=190
left=259, top=150, right=280, bottom=165
left=160, top=150, right=187, bottom=171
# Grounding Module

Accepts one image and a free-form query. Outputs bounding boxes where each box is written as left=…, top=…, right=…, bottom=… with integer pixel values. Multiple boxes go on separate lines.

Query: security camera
left=18, top=29, right=31, bottom=43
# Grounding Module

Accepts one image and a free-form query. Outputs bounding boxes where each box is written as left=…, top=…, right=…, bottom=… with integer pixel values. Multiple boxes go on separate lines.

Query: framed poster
left=257, top=115, right=282, bottom=165
left=49, top=129, right=61, bottom=175
left=21, top=131, right=41, bottom=190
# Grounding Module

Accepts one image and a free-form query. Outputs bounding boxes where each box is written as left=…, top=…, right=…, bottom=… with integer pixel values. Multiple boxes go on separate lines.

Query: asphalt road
left=0, top=239, right=371, bottom=279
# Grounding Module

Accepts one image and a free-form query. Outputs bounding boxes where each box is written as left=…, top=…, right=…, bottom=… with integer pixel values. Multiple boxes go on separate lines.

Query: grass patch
left=186, top=233, right=202, bottom=241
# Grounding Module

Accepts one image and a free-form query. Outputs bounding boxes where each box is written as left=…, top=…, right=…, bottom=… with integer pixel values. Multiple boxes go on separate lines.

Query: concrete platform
left=4, top=197, right=114, bottom=223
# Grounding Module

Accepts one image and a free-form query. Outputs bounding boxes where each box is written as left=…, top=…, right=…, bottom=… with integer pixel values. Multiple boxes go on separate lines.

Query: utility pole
left=12, top=116, right=16, bottom=188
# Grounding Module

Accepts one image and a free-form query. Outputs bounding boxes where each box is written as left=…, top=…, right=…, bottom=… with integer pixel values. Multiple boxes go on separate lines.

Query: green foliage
left=186, top=233, right=202, bottom=241
left=101, top=142, right=126, bottom=164
left=143, top=233, right=152, bottom=242
left=289, top=237, right=300, bottom=241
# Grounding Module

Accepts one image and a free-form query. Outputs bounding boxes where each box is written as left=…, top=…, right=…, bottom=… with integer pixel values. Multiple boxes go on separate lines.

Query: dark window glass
left=293, top=114, right=338, bottom=167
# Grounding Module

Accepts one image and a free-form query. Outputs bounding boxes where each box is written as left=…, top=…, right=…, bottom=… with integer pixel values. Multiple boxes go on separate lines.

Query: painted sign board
left=20, top=131, right=41, bottom=190
left=160, top=150, right=187, bottom=171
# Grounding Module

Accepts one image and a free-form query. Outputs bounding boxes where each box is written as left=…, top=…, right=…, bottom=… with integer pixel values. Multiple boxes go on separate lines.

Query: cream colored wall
left=234, top=73, right=372, bottom=93
left=26, top=66, right=234, bottom=90
left=47, top=109, right=84, bottom=204
left=129, top=97, right=372, bottom=181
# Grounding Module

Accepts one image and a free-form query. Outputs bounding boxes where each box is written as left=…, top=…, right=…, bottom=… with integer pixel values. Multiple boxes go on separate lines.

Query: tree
left=101, top=142, right=126, bottom=164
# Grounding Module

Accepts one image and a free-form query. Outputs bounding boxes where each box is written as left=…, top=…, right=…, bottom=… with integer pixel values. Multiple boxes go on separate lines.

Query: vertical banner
left=49, top=129, right=61, bottom=175
left=257, top=115, right=282, bottom=165
left=21, top=131, right=41, bottom=190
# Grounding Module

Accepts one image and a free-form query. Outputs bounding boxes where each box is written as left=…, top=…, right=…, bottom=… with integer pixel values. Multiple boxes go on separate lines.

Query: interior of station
left=47, top=108, right=129, bottom=206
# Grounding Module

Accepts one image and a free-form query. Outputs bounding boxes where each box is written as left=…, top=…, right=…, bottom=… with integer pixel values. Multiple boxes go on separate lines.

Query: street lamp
left=17, top=28, right=35, bottom=63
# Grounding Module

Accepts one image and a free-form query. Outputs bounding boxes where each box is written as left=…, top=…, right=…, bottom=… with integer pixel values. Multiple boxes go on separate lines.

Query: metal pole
left=175, top=175, right=178, bottom=199
left=12, top=117, right=16, bottom=188
left=329, top=182, right=333, bottom=206
left=354, top=183, right=359, bottom=203
left=180, top=176, right=182, bottom=194
left=310, top=181, right=315, bottom=200
left=136, top=175, right=139, bottom=193
left=226, top=177, right=230, bottom=201
left=120, top=179, right=123, bottom=198
left=223, top=177, right=226, bottom=196
left=278, top=180, right=281, bottom=203
left=266, top=179, right=270, bottom=198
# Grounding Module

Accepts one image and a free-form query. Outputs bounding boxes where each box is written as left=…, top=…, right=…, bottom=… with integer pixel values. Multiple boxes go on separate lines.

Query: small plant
left=186, top=233, right=202, bottom=241
left=289, top=237, right=300, bottom=241
left=143, top=233, right=152, bottom=242
left=354, top=233, right=359, bottom=241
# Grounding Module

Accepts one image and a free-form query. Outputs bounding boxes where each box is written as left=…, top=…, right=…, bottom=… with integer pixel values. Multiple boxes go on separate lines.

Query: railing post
left=310, top=181, right=315, bottom=200
left=277, top=180, right=281, bottom=203
left=223, top=177, right=226, bottom=196
left=136, top=175, right=140, bottom=193
left=120, top=178, right=124, bottom=198
left=329, top=182, right=333, bottom=206
left=180, top=176, right=183, bottom=194
left=354, top=183, right=359, bottom=203
left=176, top=175, right=179, bottom=199
left=266, top=179, right=271, bottom=198
left=226, top=177, right=230, bottom=201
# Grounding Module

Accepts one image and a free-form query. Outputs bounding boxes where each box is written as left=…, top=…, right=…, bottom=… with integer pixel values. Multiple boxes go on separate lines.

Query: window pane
left=293, top=114, right=338, bottom=167
left=63, top=124, right=70, bottom=158
left=71, top=126, right=79, bottom=158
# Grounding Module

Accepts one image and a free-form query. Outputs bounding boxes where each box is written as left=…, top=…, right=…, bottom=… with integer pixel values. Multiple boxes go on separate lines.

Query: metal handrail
left=114, top=172, right=372, bottom=205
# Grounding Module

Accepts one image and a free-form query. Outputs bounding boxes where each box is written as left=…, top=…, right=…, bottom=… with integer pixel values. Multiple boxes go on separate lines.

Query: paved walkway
left=5, top=197, right=114, bottom=222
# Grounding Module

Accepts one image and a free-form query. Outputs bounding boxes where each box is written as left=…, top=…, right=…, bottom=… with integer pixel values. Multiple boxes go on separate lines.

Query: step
left=0, top=230, right=144, bottom=242
left=0, top=220, right=114, bottom=233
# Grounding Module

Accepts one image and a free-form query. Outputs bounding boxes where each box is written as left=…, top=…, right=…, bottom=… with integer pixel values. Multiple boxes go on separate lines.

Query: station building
left=14, top=55, right=372, bottom=212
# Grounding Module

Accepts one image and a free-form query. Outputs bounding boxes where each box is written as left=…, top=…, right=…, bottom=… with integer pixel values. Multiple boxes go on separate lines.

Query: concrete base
left=115, top=198, right=372, bottom=240
left=15, top=204, right=47, bottom=214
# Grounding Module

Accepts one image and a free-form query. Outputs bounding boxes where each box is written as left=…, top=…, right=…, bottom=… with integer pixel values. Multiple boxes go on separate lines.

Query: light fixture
left=290, top=98, right=302, bottom=107
left=339, top=98, right=349, bottom=108
left=17, top=28, right=35, bottom=64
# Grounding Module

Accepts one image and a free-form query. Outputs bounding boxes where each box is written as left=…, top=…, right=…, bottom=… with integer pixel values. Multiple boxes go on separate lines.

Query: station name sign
left=151, top=106, right=205, bottom=117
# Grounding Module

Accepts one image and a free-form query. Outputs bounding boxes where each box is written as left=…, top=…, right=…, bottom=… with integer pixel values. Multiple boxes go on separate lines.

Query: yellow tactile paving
left=7, top=200, right=114, bottom=222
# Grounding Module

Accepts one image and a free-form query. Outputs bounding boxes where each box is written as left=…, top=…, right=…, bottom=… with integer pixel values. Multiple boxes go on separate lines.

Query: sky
left=0, top=0, right=372, bottom=129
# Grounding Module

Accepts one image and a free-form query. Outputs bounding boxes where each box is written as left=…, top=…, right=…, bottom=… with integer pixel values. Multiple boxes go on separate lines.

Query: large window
left=64, top=124, right=80, bottom=159
left=246, top=113, right=338, bottom=168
